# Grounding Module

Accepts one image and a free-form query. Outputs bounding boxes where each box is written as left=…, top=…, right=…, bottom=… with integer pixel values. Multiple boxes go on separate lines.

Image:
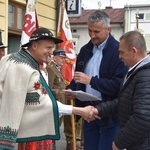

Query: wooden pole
left=59, top=1, right=76, bottom=150
left=70, top=100, right=76, bottom=150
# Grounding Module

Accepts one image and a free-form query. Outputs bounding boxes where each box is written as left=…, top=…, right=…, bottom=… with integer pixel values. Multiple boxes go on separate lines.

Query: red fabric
left=39, top=61, right=43, bottom=65
left=18, top=140, right=53, bottom=150
left=30, top=142, right=36, bottom=150
left=59, top=29, right=76, bottom=83
left=58, top=5, right=76, bottom=84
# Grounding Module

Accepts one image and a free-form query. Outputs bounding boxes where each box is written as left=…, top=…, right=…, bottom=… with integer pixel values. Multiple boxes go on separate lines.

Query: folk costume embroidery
left=0, top=49, right=59, bottom=150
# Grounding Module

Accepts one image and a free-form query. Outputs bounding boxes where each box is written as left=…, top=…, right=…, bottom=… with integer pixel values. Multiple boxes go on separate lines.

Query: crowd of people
left=0, top=9, right=150, bottom=150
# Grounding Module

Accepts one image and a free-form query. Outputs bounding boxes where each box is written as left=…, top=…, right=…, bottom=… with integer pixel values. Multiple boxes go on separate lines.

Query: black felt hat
left=0, top=41, right=8, bottom=49
left=21, top=27, right=63, bottom=48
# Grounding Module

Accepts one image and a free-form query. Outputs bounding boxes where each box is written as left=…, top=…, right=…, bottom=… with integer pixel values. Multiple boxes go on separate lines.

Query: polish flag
left=57, top=1, right=76, bottom=84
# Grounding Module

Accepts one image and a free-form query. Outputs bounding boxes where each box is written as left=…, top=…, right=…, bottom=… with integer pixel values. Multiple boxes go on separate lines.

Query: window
left=73, top=37, right=79, bottom=54
left=8, top=2, right=25, bottom=34
left=145, top=34, right=150, bottom=52
left=18, top=8, right=24, bottom=29
left=72, top=29, right=77, bottom=33
left=8, top=5, right=15, bottom=27
left=8, top=2, right=25, bottom=54
left=136, top=13, right=144, bottom=19
left=146, top=13, right=150, bottom=20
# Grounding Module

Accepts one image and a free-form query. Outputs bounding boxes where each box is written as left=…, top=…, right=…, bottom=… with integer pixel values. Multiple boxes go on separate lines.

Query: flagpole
left=136, top=9, right=139, bottom=30
left=70, top=100, right=76, bottom=150
left=59, top=1, right=76, bottom=150
left=57, top=0, right=64, bottom=37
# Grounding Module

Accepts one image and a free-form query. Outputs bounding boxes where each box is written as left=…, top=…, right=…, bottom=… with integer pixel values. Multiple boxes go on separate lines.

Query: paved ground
left=56, top=123, right=82, bottom=150
left=56, top=123, right=67, bottom=150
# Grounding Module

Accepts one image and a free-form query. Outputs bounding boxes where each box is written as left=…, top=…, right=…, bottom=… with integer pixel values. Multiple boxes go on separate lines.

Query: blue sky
left=82, top=0, right=150, bottom=9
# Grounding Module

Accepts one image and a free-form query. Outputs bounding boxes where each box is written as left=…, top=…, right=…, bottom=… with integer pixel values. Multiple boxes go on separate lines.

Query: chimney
left=105, top=6, right=113, bottom=9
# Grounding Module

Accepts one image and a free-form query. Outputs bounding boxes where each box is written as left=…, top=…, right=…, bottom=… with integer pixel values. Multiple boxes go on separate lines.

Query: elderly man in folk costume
left=0, top=27, right=99, bottom=150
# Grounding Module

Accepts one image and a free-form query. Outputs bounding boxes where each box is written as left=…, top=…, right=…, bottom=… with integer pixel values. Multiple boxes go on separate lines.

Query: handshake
left=72, top=106, right=101, bottom=122
left=65, top=90, right=101, bottom=122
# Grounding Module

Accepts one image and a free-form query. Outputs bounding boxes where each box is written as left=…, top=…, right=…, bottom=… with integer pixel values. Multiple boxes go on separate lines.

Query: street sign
left=65, top=0, right=81, bottom=17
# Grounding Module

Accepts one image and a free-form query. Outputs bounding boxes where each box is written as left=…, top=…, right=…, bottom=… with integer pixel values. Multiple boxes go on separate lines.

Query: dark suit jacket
left=67, top=34, right=129, bottom=124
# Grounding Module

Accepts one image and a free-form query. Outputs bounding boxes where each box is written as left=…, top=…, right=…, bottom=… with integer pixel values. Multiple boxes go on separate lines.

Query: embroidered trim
left=0, top=126, right=18, bottom=143
left=7, top=49, right=39, bottom=70
left=26, top=93, right=40, bottom=105
left=39, top=76, right=60, bottom=140
left=17, top=134, right=60, bottom=143
left=34, top=81, right=47, bottom=95
left=0, top=144, right=14, bottom=150
left=8, top=53, right=35, bottom=69
left=0, top=140, right=15, bottom=147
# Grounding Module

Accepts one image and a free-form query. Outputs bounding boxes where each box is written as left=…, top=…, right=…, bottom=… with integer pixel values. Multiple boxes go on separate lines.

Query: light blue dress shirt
left=84, top=37, right=108, bottom=99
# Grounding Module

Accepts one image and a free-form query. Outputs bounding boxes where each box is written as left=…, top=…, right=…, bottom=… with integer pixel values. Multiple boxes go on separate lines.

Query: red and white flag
left=21, top=0, right=39, bottom=46
left=57, top=1, right=76, bottom=84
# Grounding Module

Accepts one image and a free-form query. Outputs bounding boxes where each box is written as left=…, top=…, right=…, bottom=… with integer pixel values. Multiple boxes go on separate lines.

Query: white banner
left=20, top=0, right=38, bottom=46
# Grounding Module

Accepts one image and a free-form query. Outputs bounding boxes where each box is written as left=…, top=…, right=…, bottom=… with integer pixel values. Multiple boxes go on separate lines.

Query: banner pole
left=59, top=1, right=76, bottom=149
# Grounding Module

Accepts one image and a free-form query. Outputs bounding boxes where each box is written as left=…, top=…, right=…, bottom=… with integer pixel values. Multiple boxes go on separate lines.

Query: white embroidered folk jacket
left=0, top=49, right=60, bottom=149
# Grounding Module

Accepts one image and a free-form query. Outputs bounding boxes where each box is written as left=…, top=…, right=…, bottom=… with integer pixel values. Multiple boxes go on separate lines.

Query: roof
left=124, top=4, right=150, bottom=8
left=69, top=7, right=125, bottom=25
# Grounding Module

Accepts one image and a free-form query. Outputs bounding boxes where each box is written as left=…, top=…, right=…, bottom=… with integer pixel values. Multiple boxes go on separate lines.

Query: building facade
left=0, top=0, right=59, bottom=54
left=69, top=7, right=125, bottom=54
left=124, top=4, right=150, bottom=51
left=69, top=4, right=150, bottom=54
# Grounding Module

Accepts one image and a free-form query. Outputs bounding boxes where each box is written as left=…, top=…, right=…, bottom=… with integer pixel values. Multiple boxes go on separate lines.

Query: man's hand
left=84, top=106, right=101, bottom=122
left=74, top=71, right=91, bottom=84
left=72, top=106, right=100, bottom=122
left=81, top=106, right=95, bottom=119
